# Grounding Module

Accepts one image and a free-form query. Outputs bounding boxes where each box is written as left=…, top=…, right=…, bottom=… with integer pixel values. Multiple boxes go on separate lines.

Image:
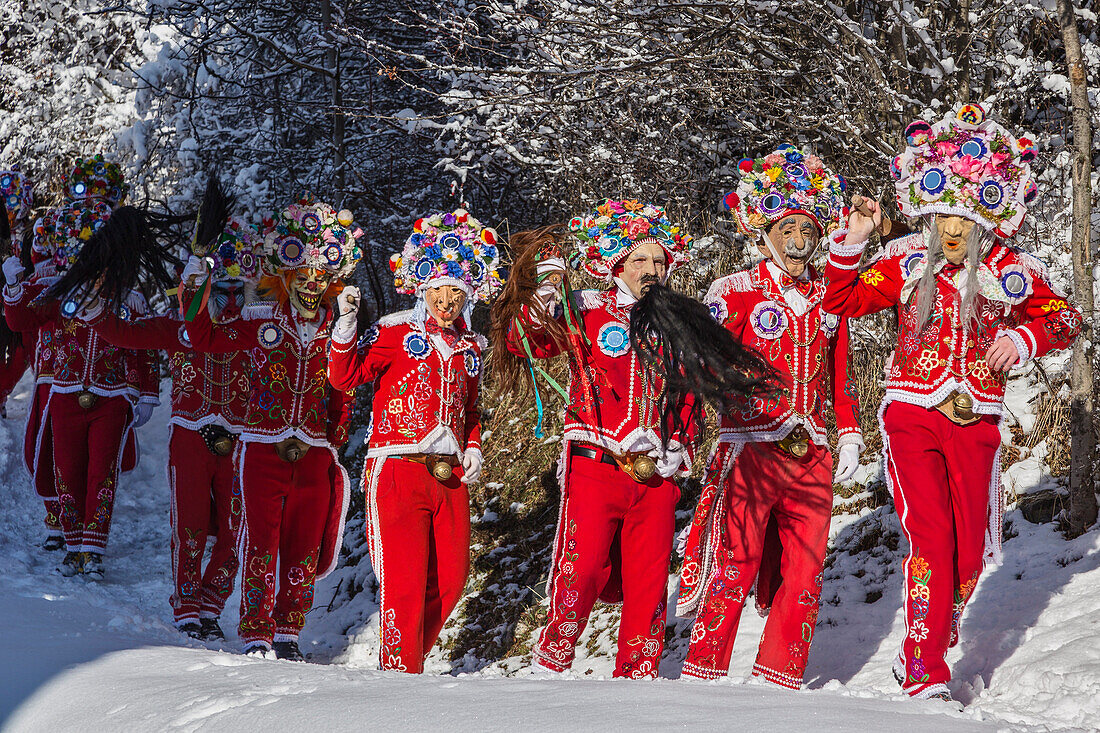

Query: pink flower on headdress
left=950, top=155, right=985, bottom=182
left=765, top=153, right=785, bottom=167
left=934, top=141, right=960, bottom=158
left=608, top=200, right=626, bottom=214
left=623, top=217, right=652, bottom=238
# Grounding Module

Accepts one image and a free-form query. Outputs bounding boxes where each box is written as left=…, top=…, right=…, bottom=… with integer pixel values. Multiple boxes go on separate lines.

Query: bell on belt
left=952, top=392, right=975, bottom=420
left=212, top=435, right=234, bottom=456
left=77, top=391, right=98, bottom=410
left=285, top=444, right=303, bottom=463
left=788, top=440, right=809, bottom=458
left=426, top=455, right=454, bottom=481
left=632, top=455, right=657, bottom=482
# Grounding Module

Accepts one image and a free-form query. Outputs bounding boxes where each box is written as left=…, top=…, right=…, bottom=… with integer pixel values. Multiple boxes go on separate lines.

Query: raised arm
left=822, top=228, right=907, bottom=318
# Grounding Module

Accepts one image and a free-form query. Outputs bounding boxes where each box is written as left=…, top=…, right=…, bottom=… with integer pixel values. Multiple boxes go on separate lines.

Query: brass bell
left=632, top=455, right=657, bottom=482
left=428, top=456, right=454, bottom=481
left=285, top=444, right=303, bottom=463
left=952, top=392, right=975, bottom=419
left=77, top=392, right=97, bottom=410
left=212, top=435, right=234, bottom=456
left=789, top=440, right=809, bottom=458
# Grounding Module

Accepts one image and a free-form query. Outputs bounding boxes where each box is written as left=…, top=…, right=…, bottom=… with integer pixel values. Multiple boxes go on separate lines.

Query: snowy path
left=0, top=375, right=1095, bottom=731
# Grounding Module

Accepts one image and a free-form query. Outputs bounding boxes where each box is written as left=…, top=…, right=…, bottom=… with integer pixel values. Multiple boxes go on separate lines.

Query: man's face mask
left=760, top=213, right=821, bottom=279
left=289, top=268, right=333, bottom=318
left=210, top=280, right=245, bottom=323
left=935, top=215, right=977, bottom=266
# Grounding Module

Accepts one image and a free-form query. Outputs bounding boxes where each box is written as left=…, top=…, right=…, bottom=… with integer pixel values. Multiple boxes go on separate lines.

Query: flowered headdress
left=390, top=208, right=504, bottom=303
left=37, top=199, right=115, bottom=272
left=66, top=154, right=129, bottom=205
left=892, top=104, right=1037, bottom=238
left=723, top=145, right=847, bottom=237
left=210, top=217, right=262, bottom=283
left=568, top=199, right=692, bottom=281
left=0, top=166, right=34, bottom=230
left=261, top=197, right=364, bottom=279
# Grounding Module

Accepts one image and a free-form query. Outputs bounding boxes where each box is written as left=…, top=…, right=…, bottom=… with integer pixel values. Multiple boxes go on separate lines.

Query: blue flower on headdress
left=424, top=244, right=442, bottom=260
left=410, top=233, right=424, bottom=246
left=218, top=243, right=236, bottom=259
left=445, top=261, right=464, bottom=278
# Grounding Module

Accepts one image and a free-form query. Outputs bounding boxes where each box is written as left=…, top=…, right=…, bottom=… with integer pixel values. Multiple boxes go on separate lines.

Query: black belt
left=569, top=444, right=619, bottom=468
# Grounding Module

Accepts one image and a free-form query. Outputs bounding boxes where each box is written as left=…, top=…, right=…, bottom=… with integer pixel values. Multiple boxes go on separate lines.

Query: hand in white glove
left=833, top=443, right=861, bottom=483
left=461, top=447, right=483, bottom=484
left=132, top=402, right=155, bottom=428
left=332, top=286, right=360, bottom=342
left=181, top=255, right=210, bottom=288
left=654, top=441, right=685, bottom=479
left=674, top=525, right=691, bottom=558
left=3, top=256, right=25, bottom=286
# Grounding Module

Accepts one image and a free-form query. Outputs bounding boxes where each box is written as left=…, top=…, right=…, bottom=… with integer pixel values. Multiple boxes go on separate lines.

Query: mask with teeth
left=288, top=268, right=332, bottom=319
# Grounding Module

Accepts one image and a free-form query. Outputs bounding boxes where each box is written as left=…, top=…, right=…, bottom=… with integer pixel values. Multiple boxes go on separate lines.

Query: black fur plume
left=45, top=206, right=183, bottom=315
left=190, top=176, right=235, bottom=255
left=630, top=283, right=778, bottom=447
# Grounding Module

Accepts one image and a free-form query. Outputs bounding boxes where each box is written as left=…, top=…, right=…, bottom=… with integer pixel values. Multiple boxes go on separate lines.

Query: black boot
left=58, top=551, right=84, bottom=577
left=244, top=643, right=273, bottom=658
left=273, top=641, right=305, bottom=662
left=179, top=622, right=202, bottom=639
left=43, top=535, right=65, bottom=552
left=199, top=618, right=225, bottom=641
left=82, top=552, right=105, bottom=581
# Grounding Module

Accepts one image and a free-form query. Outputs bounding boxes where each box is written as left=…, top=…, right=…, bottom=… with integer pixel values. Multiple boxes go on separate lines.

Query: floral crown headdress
left=723, top=145, right=848, bottom=237
left=390, top=208, right=504, bottom=303
left=66, top=154, right=129, bottom=205
left=261, top=197, right=364, bottom=279
left=568, top=199, right=691, bottom=281
left=892, top=104, right=1037, bottom=238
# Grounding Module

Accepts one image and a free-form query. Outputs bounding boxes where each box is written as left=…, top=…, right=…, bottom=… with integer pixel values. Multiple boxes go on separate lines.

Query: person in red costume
left=677, top=146, right=864, bottom=689
left=3, top=155, right=159, bottom=580
left=328, top=207, right=502, bottom=673
left=823, top=105, right=1082, bottom=704
left=493, top=201, right=768, bottom=679
left=0, top=166, right=34, bottom=421
left=78, top=213, right=260, bottom=640
left=181, top=197, right=362, bottom=660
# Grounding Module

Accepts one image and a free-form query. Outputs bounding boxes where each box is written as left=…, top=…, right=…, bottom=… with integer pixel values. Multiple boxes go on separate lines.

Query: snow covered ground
left=1, top=373, right=1099, bottom=732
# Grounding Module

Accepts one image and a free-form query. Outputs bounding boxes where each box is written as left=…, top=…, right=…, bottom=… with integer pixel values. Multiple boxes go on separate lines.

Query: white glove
left=654, top=441, right=686, bottom=479
left=675, top=525, right=691, bottom=558
left=332, top=286, right=360, bottom=342
left=3, top=256, right=25, bottom=286
left=461, top=447, right=483, bottom=484
left=833, top=443, right=861, bottom=483
left=181, top=255, right=210, bottom=287
left=132, top=402, right=155, bottom=428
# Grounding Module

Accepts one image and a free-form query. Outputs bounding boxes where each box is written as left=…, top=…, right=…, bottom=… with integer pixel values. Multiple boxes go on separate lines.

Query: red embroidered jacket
left=705, top=260, right=862, bottom=448
left=327, top=309, right=483, bottom=458
left=4, top=281, right=159, bottom=405
left=824, top=231, right=1082, bottom=414
left=86, top=310, right=250, bottom=432
left=507, top=288, right=696, bottom=470
left=182, top=292, right=349, bottom=447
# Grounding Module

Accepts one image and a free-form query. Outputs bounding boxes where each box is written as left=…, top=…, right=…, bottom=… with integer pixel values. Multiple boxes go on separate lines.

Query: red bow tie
left=425, top=319, right=463, bottom=347
left=779, top=273, right=814, bottom=296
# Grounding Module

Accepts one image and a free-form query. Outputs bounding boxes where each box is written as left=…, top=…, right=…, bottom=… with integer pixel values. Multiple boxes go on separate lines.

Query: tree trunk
left=1056, top=0, right=1097, bottom=536
left=321, top=0, right=346, bottom=207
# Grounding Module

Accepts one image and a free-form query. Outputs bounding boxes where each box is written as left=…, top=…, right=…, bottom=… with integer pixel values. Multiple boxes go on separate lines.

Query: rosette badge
left=568, top=199, right=692, bottom=281
left=261, top=198, right=364, bottom=278
left=723, top=145, right=847, bottom=238
left=389, top=208, right=504, bottom=302
left=891, top=104, right=1037, bottom=238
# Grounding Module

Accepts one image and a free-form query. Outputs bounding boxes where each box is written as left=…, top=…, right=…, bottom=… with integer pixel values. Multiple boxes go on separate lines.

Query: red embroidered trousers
left=168, top=427, right=241, bottom=625
left=535, top=453, right=679, bottom=679
left=682, top=440, right=833, bottom=689
left=238, top=442, right=336, bottom=647
left=883, top=401, right=999, bottom=697
left=50, top=393, right=132, bottom=552
left=370, top=457, right=470, bottom=673
left=25, top=383, right=61, bottom=535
